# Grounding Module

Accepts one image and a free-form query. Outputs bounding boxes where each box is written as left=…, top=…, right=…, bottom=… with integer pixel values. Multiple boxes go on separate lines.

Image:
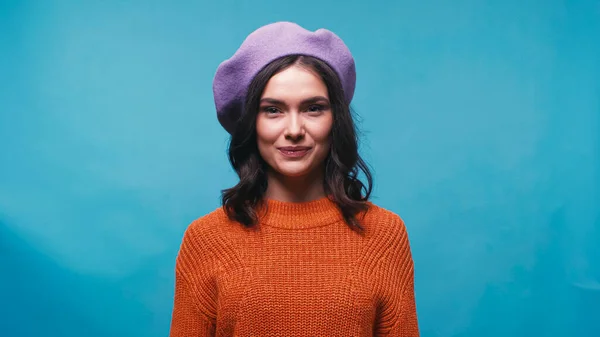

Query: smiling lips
left=278, top=146, right=311, bottom=158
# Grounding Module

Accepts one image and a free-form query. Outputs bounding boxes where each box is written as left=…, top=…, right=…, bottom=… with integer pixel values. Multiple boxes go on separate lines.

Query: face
left=256, top=65, right=333, bottom=179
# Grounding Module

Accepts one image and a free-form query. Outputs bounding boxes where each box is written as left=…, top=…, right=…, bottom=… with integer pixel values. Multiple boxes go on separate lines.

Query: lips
left=278, top=146, right=311, bottom=158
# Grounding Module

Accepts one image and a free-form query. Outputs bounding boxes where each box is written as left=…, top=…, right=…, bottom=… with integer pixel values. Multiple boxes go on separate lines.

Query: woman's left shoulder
left=360, top=201, right=409, bottom=236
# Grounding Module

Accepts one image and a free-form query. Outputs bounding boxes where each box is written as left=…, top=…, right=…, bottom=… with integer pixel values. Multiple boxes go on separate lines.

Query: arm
left=374, top=216, right=420, bottom=336
left=385, top=268, right=419, bottom=336
left=169, top=271, right=216, bottom=336
left=169, top=223, right=217, bottom=337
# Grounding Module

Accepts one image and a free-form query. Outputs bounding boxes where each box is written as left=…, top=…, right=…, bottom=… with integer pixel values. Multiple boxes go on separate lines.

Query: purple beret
left=212, top=21, right=356, bottom=134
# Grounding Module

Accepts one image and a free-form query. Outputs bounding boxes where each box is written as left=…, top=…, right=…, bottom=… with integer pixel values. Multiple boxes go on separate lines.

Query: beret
left=212, top=21, right=356, bottom=134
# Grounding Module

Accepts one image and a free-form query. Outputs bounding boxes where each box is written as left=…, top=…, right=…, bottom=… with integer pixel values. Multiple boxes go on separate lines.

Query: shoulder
left=184, top=206, right=231, bottom=239
left=360, top=201, right=408, bottom=237
left=360, top=202, right=415, bottom=274
left=177, top=206, right=237, bottom=260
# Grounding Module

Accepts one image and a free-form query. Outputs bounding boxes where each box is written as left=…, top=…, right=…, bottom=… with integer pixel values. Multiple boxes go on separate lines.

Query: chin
left=276, top=169, right=311, bottom=178
left=273, top=163, right=313, bottom=178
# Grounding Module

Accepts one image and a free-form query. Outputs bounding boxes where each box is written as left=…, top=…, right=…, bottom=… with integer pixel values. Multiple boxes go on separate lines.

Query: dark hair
left=220, top=55, right=373, bottom=232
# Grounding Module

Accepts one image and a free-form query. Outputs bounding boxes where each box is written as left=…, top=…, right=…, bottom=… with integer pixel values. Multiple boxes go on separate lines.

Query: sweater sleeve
left=374, top=215, right=420, bottom=336
left=169, top=222, right=217, bottom=337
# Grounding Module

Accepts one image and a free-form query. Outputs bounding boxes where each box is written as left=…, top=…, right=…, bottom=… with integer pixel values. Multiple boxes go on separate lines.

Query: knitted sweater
left=169, top=197, right=419, bottom=336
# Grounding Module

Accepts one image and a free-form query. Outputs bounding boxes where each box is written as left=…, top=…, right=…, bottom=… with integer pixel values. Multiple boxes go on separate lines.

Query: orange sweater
left=170, top=197, right=419, bottom=336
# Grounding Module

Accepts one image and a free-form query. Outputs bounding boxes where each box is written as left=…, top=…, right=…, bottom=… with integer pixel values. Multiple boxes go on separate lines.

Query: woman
left=170, top=21, right=419, bottom=336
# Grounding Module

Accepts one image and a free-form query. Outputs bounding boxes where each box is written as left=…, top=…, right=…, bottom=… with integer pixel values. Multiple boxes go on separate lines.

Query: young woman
left=170, top=21, right=419, bottom=336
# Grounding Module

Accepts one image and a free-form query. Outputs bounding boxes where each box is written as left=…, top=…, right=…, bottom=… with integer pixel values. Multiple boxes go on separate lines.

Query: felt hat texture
left=212, top=21, right=356, bottom=134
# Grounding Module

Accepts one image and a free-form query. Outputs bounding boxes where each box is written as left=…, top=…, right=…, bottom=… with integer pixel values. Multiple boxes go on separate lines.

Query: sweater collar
left=258, top=196, right=344, bottom=229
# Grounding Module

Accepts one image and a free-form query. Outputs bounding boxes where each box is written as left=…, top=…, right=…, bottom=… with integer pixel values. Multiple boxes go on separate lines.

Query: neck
left=265, top=168, right=325, bottom=203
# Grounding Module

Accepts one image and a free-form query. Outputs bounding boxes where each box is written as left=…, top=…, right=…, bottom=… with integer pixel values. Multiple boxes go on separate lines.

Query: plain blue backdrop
left=1, top=0, right=599, bottom=336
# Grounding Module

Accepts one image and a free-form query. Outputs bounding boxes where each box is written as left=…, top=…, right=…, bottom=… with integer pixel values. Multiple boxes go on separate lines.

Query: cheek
left=255, top=118, right=280, bottom=158
left=256, top=118, right=275, bottom=143
left=313, top=118, right=333, bottom=144
left=309, top=121, right=333, bottom=156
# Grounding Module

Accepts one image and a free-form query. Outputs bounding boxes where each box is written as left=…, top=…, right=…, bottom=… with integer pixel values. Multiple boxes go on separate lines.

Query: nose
left=284, top=112, right=305, bottom=141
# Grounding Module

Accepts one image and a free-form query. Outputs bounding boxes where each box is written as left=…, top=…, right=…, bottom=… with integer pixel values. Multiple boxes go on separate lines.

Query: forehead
left=261, top=66, right=328, bottom=99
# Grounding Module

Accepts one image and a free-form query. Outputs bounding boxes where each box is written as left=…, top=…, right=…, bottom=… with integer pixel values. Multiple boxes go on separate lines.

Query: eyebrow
left=259, top=96, right=330, bottom=106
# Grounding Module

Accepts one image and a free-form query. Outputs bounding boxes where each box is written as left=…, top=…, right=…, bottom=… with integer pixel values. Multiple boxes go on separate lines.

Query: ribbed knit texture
left=170, top=197, right=419, bottom=336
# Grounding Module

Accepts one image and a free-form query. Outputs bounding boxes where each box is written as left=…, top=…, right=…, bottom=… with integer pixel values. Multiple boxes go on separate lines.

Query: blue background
left=1, top=0, right=599, bottom=336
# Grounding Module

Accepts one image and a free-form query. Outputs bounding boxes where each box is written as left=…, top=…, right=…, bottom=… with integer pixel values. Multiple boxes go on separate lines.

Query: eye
left=262, top=106, right=280, bottom=115
left=307, top=105, right=325, bottom=113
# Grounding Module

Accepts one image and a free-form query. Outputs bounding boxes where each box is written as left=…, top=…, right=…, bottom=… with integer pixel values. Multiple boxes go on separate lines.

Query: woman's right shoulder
left=175, top=206, right=236, bottom=274
left=182, top=206, right=232, bottom=240
left=175, top=206, right=238, bottom=263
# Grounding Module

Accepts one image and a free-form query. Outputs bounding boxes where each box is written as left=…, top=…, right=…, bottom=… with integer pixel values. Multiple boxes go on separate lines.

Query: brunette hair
left=221, top=55, right=373, bottom=232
